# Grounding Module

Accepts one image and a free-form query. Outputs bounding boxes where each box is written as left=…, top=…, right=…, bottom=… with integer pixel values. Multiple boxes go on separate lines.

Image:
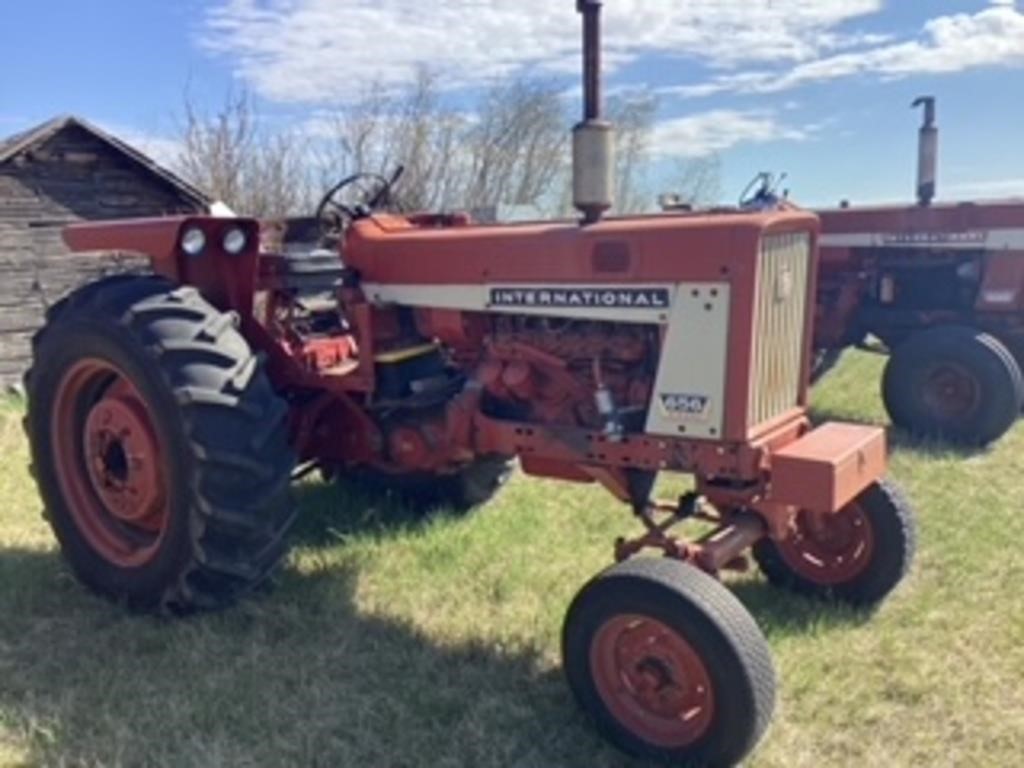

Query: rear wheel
left=882, top=326, right=1022, bottom=446
left=753, top=480, right=915, bottom=607
left=563, top=558, right=776, bottom=767
left=26, top=276, right=297, bottom=612
left=334, top=456, right=513, bottom=515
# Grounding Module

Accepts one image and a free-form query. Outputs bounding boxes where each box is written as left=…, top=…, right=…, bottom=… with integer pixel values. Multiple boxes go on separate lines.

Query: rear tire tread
left=27, top=275, right=297, bottom=613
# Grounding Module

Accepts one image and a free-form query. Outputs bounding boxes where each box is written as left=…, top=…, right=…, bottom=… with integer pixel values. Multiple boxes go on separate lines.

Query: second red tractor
left=814, top=97, right=1024, bottom=446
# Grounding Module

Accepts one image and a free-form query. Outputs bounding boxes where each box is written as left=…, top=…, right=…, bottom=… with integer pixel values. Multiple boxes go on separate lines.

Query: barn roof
left=0, top=115, right=211, bottom=208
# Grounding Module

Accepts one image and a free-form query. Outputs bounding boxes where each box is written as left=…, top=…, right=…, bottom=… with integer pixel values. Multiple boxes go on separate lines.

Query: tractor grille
left=749, top=231, right=813, bottom=428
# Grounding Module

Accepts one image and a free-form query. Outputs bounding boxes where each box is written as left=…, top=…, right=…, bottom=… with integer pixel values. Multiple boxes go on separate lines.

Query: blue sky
left=2, top=0, right=1023, bottom=207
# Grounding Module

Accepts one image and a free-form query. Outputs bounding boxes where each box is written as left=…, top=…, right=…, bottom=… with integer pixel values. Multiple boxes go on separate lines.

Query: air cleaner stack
left=573, top=0, right=615, bottom=224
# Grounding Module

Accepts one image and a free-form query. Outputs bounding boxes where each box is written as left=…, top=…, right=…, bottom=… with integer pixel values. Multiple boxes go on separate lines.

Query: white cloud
left=945, top=177, right=1024, bottom=198
left=667, top=5, right=1024, bottom=97
left=98, top=122, right=183, bottom=169
left=794, top=6, right=1024, bottom=80
left=128, top=135, right=183, bottom=168
left=650, top=110, right=811, bottom=158
left=201, top=0, right=882, bottom=104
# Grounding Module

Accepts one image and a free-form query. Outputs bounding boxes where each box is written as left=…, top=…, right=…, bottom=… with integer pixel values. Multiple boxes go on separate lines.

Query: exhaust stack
left=913, top=96, right=938, bottom=206
left=573, top=0, right=614, bottom=224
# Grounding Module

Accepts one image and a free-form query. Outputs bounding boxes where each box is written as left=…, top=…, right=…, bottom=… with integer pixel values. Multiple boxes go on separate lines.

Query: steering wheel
left=739, top=171, right=786, bottom=210
left=315, top=166, right=405, bottom=240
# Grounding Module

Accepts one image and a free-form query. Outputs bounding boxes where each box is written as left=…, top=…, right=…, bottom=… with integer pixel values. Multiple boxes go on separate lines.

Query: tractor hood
left=344, top=208, right=819, bottom=286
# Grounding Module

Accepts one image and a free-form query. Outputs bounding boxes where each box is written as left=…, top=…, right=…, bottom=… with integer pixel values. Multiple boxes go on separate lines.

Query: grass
left=1, top=351, right=1023, bottom=767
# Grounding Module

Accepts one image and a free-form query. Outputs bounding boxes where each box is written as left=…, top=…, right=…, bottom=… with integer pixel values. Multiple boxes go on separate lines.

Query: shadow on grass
left=289, top=477, right=453, bottom=547
left=292, top=479, right=874, bottom=637
left=0, top=477, right=884, bottom=767
left=730, top=579, right=873, bottom=638
left=0, top=543, right=643, bottom=768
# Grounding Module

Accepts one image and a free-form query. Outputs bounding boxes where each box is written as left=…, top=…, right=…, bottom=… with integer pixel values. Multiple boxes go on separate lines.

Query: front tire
left=26, top=276, right=297, bottom=613
left=882, top=326, right=1022, bottom=446
left=563, top=558, right=776, bottom=767
left=753, top=480, right=915, bottom=607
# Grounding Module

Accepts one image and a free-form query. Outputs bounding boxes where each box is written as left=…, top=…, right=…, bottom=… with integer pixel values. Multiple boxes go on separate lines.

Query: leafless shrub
left=176, top=91, right=312, bottom=218
left=175, top=77, right=689, bottom=220
left=607, top=91, right=659, bottom=214
left=672, top=154, right=723, bottom=207
left=313, top=72, right=570, bottom=215
left=463, top=79, right=569, bottom=210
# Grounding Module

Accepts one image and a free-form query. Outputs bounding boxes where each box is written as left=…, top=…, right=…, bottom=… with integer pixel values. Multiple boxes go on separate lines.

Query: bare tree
left=658, top=155, right=723, bottom=210
left=607, top=91, right=659, bottom=214
left=313, top=71, right=468, bottom=211
left=176, top=91, right=311, bottom=218
left=463, top=79, right=569, bottom=210
left=675, top=154, right=723, bottom=206
left=314, top=74, right=570, bottom=216
left=177, top=76, right=661, bottom=221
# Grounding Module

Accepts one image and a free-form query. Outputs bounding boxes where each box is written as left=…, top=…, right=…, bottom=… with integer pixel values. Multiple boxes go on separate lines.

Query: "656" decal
left=659, top=393, right=711, bottom=421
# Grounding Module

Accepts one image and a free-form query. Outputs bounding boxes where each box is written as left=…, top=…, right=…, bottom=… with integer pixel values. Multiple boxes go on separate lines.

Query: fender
left=63, top=216, right=262, bottom=316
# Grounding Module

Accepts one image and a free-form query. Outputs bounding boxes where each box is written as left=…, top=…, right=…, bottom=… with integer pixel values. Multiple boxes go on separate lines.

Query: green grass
left=1, top=352, right=1023, bottom=767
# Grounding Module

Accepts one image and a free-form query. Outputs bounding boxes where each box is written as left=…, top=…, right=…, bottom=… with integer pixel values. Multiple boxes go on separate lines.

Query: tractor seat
left=260, top=248, right=350, bottom=292
left=259, top=216, right=352, bottom=293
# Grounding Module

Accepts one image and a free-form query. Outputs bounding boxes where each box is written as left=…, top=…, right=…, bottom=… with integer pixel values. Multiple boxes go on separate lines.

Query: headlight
left=222, top=227, right=247, bottom=255
left=180, top=227, right=206, bottom=256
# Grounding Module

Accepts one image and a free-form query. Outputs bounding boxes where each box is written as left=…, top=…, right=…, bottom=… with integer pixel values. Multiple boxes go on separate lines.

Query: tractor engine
left=479, top=317, right=657, bottom=431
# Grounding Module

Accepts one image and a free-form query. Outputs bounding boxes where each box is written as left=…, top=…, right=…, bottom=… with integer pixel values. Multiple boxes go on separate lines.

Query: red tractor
left=23, top=4, right=915, bottom=766
left=814, top=97, right=1024, bottom=446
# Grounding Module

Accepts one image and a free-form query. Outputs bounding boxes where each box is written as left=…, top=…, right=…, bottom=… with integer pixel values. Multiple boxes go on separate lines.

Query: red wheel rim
left=922, top=362, right=980, bottom=421
left=776, top=503, right=875, bottom=585
left=51, top=358, right=170, bottom=568
left=590, top=614, right=715, bottom=749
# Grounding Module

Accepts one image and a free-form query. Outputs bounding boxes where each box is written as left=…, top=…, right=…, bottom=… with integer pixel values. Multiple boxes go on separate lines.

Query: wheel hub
left=83, top=394, right=164, bottom=528
left=590, top=615, right=714, bottom=748
left=779, top=504, right=875, bottom=585
left=923, top=363, right=979, bottom=420
left=51, top=358, right=171, bottom=568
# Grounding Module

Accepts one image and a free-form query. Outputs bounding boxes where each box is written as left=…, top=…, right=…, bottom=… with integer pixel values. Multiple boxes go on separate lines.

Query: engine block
left=480, top=317, right=656, bottom=430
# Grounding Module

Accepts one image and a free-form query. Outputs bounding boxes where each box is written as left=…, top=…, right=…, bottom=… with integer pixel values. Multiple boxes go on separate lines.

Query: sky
left=2, top=0, right=1023, bottom=208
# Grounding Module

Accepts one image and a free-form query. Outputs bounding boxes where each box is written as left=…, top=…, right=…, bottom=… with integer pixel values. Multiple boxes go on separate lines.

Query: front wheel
left=562, top=558, right=776, bottom=767
left=753, top=480, right=916, bottom=607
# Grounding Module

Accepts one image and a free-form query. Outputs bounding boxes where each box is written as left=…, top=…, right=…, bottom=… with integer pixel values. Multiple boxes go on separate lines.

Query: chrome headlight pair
left=180, top=226, right=248, bottom=256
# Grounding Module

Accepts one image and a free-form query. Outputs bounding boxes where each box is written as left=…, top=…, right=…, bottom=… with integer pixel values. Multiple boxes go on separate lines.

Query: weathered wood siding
left=0, top=124, right=202, bottom=385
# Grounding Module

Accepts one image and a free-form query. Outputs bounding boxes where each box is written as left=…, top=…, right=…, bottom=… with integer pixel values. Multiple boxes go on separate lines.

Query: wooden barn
left=0, top=116, right=210, bottom=387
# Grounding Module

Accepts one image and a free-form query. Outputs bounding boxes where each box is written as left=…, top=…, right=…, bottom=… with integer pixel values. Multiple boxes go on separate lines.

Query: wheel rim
left=922, top=362, right=980, bottom=422
left=590, top=614, right=715, bottom=748
left=51, top=358, right=170, bottom=568
left=776, top=503, right=875, bottom=585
